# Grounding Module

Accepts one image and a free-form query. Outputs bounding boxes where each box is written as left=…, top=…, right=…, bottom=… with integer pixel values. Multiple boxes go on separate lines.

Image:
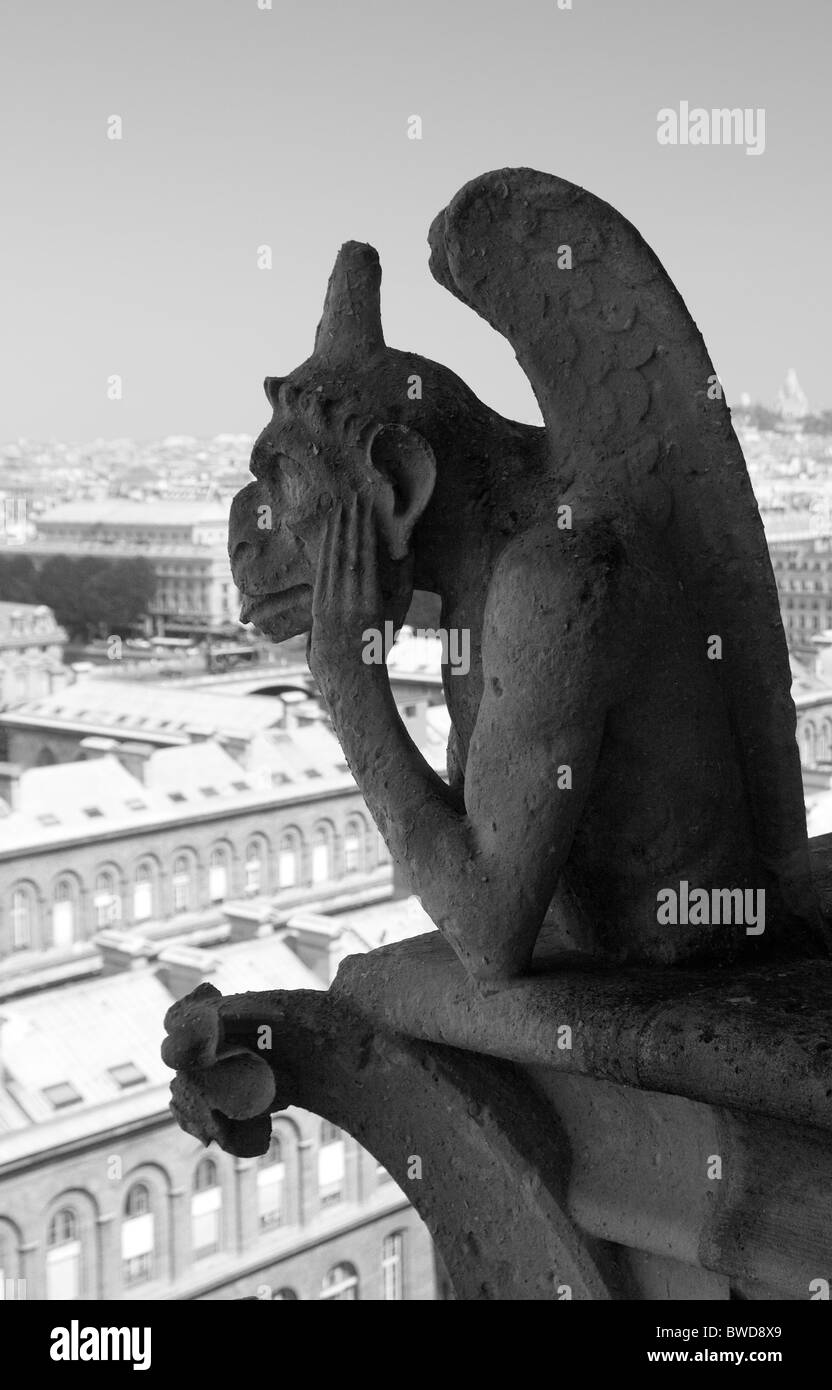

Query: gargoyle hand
left=161, top=982, right=277, bottom=1158
left=307, top=493, right=386, bottom=685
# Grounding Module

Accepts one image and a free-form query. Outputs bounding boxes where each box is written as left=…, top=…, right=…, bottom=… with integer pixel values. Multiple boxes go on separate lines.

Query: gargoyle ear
left=263, top=377, right=285, bottom=409
left=368, top=424, right=436, bottom=561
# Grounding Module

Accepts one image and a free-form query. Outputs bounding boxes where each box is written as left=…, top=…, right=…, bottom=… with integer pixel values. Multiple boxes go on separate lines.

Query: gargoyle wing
left=428, top=168, right=819, bottom=937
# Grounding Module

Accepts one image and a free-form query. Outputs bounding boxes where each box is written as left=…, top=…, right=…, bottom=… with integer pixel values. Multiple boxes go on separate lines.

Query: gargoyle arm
left=323, top=534, right=618, bottom=980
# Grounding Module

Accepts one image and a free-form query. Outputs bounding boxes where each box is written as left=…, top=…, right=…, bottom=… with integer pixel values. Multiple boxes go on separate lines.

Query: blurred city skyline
left=2, top=0, right=830, bottom=439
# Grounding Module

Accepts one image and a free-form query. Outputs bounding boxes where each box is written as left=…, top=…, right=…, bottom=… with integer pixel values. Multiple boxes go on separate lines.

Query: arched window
left=820, top=720, right=832, bottom=765
left=209, top=847, right=229, bottom=903
left=344, top=819, right=363, bottom=875
left=278, top=833, right=299, bottom=890
left=382, top=1231, right=404, bottom=1300
left=133, top=862, right=154, bottom=922
left=272, top=1287, right=298, bottom=1300
left=94, top=871, right=121, bottom=928
left=311, top=827, right=331, bottom=885
left=0, top=1228, right=14, bottom=1293
left=52, top=878, right=76, bottom=949
left=191, top=1159, right=221, bottom=1258
left=257, top=1137, right=285, bottom=1230
left=173, top=856, right=192, bottom=913
left=122, top=1183, right=154, bottom=1286
left=320, top=1262, right=359, bottom=1301
left=803, top=722, right=816, bottom=769
left=318, top=1120, right=345, bottom=1208
left=35, top=746, right=56, bottom=767
left=46, top=1208, right=80, bottom=1300
left=245, top=840, right=263, bottom=895
left=10, top=886, right=35, bottom=951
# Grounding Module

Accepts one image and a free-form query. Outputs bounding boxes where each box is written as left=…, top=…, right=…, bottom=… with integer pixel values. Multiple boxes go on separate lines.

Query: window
left=122, top=1184, right=154, bottom=1286
left=133, top=862, right=154, bottom=921
left=245, top=840, right=263, bottom=895
left=320, top=1263, right=358, bottom=1301
left=191, top=1159, right=221, bottom=1258
left=94, top=871, right=121, bottom=928
left=257, top=1138, right=285, bottom=1230
left=311, top=827, right=331, bottom=885
left=278, top=833, right=298, bottom=889
left=52, top=879, right=75, bottom=948
left=43, top=1082, right=82, bottom=1109
left=0, top=1231, right=11, bottom=1298
left=382, top=1232, right=404, bottom=1300
left=344, top=820, right=363, bottom=875
left=46, top=1209, right=80, bottom=1300
left=318, top=1122, right=345, bottom=1208
left=108, top=1063, right=147, bottom=1089
left=209, top=847, right=228, bottom=903
left=173, top=856, right=192, bottom=913
left=10, top=887, right=34, bottom=950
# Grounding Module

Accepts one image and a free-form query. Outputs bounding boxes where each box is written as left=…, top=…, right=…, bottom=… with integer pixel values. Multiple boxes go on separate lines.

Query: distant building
left=0, top=909, right=438, bottom=1301
left=0, top=676, right=290, bottom=768
left=0, top=603, right=68, bottom=709
left=13, top=501, right=239, bottom=634
left=776, top=368, right=809, bottom=423
left=0, top=725, right=403, bottom=982
left=790, top=649, right=832, bottom=788
left=767, top=530, right=832, bottom=644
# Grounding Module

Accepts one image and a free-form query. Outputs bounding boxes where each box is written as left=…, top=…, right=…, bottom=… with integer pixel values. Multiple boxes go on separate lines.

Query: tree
left=0, top=553, right=39, bottom=603
left=35, top=555, right=156, bottom=640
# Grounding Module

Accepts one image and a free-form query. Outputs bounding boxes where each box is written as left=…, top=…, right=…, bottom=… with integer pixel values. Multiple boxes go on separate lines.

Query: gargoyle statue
left=229, top=167, right=829, bottom=983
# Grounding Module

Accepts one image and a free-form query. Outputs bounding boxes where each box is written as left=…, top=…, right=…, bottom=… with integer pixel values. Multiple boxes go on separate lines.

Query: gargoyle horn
left=313, top=241, right=386, bottom=363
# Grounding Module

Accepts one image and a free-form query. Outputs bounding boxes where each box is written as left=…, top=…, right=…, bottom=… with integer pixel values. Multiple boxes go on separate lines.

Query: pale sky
left=1, top=0, right=829, bottom=441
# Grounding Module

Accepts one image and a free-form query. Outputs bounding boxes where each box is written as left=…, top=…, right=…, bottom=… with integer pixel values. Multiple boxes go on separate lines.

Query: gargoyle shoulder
left=486, top=519, right=628, bottom=646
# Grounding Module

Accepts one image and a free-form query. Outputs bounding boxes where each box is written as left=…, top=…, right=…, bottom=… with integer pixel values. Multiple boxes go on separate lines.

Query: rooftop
left=0, top=725, right=356, bottom=852
left=2, top=678, right=286, bottom=742
left=0, top=930, right=323, bottom=1139
left=37, top=500, right=229, bottom=528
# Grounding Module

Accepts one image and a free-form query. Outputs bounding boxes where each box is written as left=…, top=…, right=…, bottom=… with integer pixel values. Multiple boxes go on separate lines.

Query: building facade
left=768, top=530, right=832, bottom=645
left=0, top=742, right=392, bottom=968
left=13, top=501, right=239, bottom=634
left=0, top=926, right=437, bottom=1301
left=0, top=603, right=68, bottom=709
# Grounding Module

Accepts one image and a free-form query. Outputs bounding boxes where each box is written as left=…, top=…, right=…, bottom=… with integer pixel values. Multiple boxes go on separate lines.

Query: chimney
left=114, top=741, right=156, bottom=783
left=78, top=736, right=120, bottom=760
left=156, top=943, right=218, bottom=1000
left=283, top=910, right=343, bottom=986
left=224, top=900, right=275, bottom=943
left=0, top=764, right=22, bottom=812
left=96, top=929, right=154, bottom=975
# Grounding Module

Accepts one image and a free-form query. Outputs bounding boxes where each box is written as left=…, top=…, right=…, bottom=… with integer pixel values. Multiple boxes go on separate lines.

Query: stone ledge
left=332, top=931, right=832, bottom=1133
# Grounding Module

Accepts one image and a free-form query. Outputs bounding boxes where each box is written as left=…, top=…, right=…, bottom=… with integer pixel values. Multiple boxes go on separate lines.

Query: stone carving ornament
left=229, top=168, right=830, bottom=983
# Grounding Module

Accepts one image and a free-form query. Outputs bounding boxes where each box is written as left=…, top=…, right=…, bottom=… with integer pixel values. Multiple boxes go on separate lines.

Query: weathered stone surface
left=162, top=958, right=832, bottom=1299
left=161, top=979, right=620, bottom=1299
left=228, top=168, right=829, bottom=982
left=332, top=929, right=832, bottom=1133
